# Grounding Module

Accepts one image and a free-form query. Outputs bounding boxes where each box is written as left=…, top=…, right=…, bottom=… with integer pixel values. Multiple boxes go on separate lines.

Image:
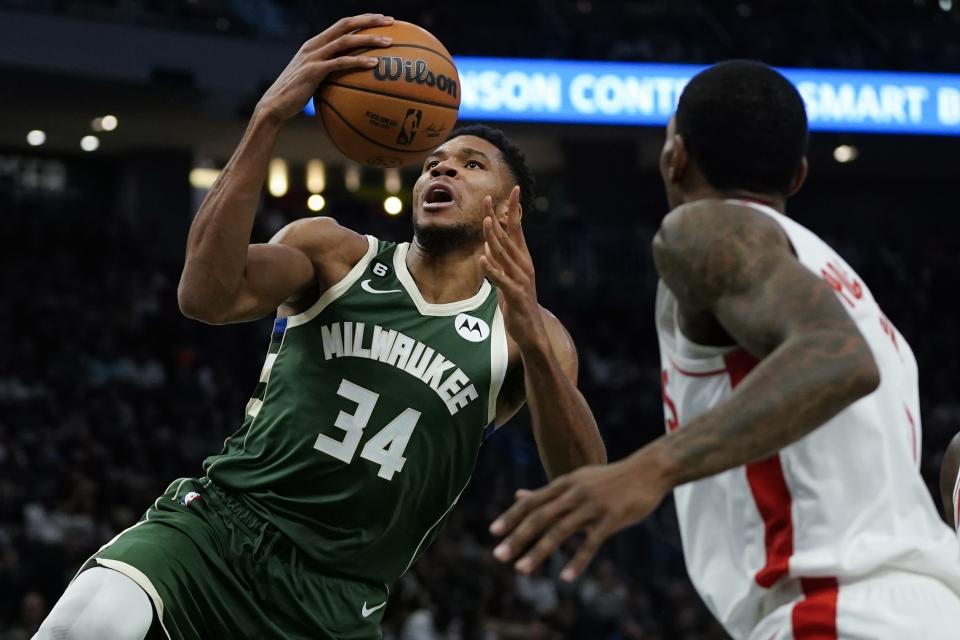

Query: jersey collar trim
left=393, top=243, right=492, bottom=316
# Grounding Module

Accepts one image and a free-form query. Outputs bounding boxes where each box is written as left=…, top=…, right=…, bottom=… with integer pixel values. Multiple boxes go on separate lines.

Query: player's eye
left=465, top=160, right=484, bottom=169
left=424, top=160, right=439, bottom=171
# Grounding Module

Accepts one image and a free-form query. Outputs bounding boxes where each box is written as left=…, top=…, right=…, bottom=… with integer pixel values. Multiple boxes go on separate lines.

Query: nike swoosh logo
left=361, top=600, right=387, bottom=617
left=361, top=279, right=402, bottom=295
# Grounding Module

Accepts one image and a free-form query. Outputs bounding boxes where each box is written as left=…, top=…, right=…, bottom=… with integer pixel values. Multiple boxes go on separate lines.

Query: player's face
left=412, top=136, right=513, bottom=234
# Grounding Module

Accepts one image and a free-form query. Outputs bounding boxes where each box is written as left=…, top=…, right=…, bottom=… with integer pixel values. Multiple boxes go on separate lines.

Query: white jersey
left=656, top=200, right=960, bottom=639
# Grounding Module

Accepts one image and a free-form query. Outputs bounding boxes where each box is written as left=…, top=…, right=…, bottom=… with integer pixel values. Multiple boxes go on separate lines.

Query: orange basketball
left=316, top=21, right=461, bottom=168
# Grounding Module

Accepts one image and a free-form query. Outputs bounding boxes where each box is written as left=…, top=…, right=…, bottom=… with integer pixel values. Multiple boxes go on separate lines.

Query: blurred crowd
left=2, top=0, right=960, bottom=72
left=2, top=169, right=959, bottom=640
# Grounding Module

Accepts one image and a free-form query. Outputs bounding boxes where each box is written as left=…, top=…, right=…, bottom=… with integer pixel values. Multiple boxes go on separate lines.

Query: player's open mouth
left=423, top=184, right=457, bottom=211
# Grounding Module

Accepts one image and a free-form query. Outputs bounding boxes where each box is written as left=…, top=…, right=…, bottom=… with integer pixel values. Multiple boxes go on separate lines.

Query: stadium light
left=268, top=158, right=289, bottom=197
left=101, top=115, right=118, bottom=131
left=307, top=194, right=326, bottom=212
left=306, top=159, right=326, bottom=193
left=345, top=165, right=361, bottom=192
left=80, top=135, right=100, bottom=152
left=26, top=130, right=46, bottom=146
left=190, top=167, right=220, bottom=190
left=833, top=144, right=859, bottom=163
left=384, top=196, right=403, bottom=215
left=385, top=168, right=401, bottom=194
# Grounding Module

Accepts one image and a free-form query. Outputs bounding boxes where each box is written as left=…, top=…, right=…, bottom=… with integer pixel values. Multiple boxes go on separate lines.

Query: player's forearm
left=522, top=341, right=607, bottom=479
left=645, top=328, right=879, bottom=488
left=178, top=110, right=282, bottom=317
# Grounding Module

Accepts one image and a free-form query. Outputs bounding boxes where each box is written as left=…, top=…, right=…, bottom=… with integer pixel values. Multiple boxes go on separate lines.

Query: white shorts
left=748, top=571, right=960, bottom=640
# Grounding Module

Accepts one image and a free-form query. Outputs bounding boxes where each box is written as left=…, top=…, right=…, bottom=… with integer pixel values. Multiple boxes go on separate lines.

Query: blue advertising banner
left=307, top=57, right=960, bottom=136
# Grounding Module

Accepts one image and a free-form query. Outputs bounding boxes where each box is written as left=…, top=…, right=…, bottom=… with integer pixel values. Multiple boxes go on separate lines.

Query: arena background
left=1, top=1, right=959, bottom=638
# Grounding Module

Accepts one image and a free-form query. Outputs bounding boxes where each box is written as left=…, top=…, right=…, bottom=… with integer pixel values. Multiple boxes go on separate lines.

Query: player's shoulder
left=270, top=216, right=371, bottom=264
left=655, top=199, right=786, bottom=254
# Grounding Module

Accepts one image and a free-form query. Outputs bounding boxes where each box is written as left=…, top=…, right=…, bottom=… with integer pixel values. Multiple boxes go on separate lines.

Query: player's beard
left=412, top=220, right=483, bottom=255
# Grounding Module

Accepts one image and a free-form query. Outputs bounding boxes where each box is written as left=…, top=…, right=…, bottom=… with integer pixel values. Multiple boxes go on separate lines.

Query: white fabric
left=34, top=567, right=152, bottom=640
left=656, top=201, right=960, bottom=639
left=747, top=571, right=960, bottom=640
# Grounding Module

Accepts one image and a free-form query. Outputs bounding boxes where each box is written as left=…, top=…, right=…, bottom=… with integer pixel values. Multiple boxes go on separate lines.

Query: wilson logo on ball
left=373, top=57, right=459, bottom=99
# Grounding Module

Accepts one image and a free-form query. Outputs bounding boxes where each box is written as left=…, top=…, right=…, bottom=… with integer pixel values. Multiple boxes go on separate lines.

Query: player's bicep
left=222, top=242, right=316, bottom=323
left=654, top=200, right=861, bottom=360
left=712, top=250, right=857, bottom=359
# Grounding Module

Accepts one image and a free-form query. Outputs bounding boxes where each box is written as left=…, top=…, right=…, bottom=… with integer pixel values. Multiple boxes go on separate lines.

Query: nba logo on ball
left=315, top=21, right=461, bottom=168
left=397, top=109, right=422, bottom=146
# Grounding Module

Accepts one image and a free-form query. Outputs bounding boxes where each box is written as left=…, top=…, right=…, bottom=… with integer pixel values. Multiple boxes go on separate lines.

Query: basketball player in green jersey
left=35, top=13, right=605, bottom=640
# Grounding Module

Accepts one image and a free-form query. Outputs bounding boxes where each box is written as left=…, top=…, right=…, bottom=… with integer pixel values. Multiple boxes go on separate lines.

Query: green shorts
left=82, top=477, right=388, bottom=640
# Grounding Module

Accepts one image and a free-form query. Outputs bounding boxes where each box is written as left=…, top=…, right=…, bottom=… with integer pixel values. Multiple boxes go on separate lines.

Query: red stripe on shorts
left=723, top=349, right=795, bottom=588
left=791, top=577, right=839, bottom=639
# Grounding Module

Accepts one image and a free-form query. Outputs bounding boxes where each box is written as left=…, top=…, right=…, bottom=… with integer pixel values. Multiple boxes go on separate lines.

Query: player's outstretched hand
left=256, top=14, right=394, bottom=124
left=489, top=457, right=670, bottom=582
left=479, top=186, right=546, bottom=348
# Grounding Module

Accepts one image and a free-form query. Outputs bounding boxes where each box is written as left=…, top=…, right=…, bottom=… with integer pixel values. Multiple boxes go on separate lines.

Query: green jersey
left=203, top=236, right=508, bottom=584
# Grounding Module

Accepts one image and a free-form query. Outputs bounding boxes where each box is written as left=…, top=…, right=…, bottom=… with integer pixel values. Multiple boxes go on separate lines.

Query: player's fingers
left=559, top=524, right=608, bottom=582
left=312, top=32, right=392, bottom=61
left=490, top=481, right=568, bottom=537
left=483, top=218, right=518, bottom=273
left=479, top=254, right=508, bottom=289
left=302, top=57, right=379, bottom=82
left=494, top=492, right=580, bottom=564
left=514, top=507, right=599, bottom=575
left=307, top=14, right=394, bottom=49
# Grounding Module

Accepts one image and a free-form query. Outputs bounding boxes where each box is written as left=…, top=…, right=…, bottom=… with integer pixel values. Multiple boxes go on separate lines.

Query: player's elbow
left=177, top=279, right=229, bottom=325
left=848, top=339, right=881, bottom=400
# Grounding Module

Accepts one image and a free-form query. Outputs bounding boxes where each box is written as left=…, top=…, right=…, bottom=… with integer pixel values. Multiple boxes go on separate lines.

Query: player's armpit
left=650, top=200, right=880, bottom=486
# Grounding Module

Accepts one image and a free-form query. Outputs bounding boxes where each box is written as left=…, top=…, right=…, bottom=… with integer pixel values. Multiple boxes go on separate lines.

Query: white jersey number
left=313, top=379, right=420, bottom=481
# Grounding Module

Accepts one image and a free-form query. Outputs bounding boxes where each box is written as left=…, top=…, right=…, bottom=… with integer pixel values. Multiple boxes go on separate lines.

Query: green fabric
left=93, top=477, right=388, bottom=640
left=204, top=238, right=503, bottom=583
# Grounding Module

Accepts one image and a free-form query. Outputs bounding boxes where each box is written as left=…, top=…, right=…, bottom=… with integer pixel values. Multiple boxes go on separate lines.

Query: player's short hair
left=675, top=60, right=809, bottom=196
left=447, top=124, right=536, bottom=214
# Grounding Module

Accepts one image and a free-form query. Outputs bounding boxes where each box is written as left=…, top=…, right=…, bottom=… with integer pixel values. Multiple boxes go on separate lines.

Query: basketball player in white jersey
left=488, top=60, right=960, bottom=639
left=940, top=433, right=960, bottom=535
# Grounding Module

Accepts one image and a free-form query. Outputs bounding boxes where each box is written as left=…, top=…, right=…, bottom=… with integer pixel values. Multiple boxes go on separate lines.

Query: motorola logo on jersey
left=455, top=313, right=490, bottom=342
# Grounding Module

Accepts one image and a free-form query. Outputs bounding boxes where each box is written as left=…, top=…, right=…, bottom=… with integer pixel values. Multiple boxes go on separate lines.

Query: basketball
left=316, top=21, right=461, bottom=168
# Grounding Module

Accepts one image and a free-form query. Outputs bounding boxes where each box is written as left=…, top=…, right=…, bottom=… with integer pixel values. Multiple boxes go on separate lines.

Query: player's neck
left=682, top=186, right=787, bottom=214
left=405, top=241, right=486, bottom=304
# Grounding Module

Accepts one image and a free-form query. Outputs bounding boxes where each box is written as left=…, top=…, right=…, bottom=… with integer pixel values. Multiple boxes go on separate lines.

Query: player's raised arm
left=177, top=14, right=393, bottom=325
left=480, top=187, right=607, bottom=479
left=489, top=199, right=880, bottom=581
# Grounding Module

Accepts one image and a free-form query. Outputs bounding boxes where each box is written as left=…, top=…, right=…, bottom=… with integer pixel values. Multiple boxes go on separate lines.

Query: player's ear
left=786, top=157, right=808, bottom=196
left=668, top=134, right=690, bottom=185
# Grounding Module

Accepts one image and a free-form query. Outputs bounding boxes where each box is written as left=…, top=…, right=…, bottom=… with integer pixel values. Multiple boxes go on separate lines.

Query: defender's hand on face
left=489, top=459, right=668, bottom=582
left=256, top=14, right=394, bottom=124
left=479, top=186, right=546, bottom=348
